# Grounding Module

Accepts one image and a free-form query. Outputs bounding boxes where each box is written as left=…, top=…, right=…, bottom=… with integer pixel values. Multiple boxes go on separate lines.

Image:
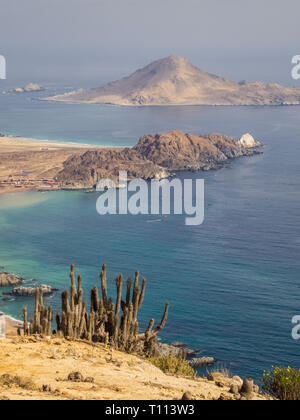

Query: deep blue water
left=0, top=90, right=300, bottom=379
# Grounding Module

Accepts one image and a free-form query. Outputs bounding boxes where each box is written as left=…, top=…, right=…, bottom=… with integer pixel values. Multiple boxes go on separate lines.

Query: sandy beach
left=4, top=316, right=22, bottom=337
left=0, top=136, right=108, bottom=195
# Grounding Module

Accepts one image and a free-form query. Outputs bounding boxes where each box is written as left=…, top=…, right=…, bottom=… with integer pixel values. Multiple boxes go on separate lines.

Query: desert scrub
left=261, top=366, right=300, bottom=400
left=207, top=365, right=231, bottom=378
left=0, top=374, right=36, bottom=391
left=148, top=354, right=196, bottom=378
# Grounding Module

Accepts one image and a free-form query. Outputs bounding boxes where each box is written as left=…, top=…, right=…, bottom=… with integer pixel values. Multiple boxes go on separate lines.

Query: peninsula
left=0, top=131, right=261, bottom=194
left=45, top=55, right=300, bottom=106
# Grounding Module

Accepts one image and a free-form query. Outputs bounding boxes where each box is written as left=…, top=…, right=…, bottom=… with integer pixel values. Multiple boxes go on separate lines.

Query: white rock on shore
left=238, top=133, right=260, bottom=148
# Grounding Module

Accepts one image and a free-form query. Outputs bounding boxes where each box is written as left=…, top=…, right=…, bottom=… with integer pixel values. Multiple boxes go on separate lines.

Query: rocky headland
left=0, top=131, right=261, bottom=194
left=56, top=131, right=261, bottom=190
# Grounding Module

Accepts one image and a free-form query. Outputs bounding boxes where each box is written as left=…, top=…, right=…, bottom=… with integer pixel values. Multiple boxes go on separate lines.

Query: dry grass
left=148, top=354, right=197, bottom=379
left=0, top=374, right=37, bottom=391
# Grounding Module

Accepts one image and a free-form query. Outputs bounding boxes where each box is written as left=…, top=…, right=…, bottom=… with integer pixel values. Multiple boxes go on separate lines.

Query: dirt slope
left=0, top=336, right=270, bottom=401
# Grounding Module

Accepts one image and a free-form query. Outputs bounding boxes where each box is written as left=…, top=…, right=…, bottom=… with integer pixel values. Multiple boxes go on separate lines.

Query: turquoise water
left=0, top=91, right=300, bottom=378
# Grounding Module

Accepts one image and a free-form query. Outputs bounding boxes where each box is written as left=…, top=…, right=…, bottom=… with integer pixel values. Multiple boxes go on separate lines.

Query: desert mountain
left=46, top=55, right=300, bottom=106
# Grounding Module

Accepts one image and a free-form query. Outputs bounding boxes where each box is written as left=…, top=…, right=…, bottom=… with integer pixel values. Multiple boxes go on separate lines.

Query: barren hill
left=46, top=55, right=300, bottom=106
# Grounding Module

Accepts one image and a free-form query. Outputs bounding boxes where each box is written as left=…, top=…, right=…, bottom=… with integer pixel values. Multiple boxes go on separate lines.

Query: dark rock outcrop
left=56, top=147, right=169, bottom=189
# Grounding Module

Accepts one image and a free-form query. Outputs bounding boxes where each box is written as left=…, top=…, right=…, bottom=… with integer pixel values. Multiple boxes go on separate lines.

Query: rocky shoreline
left=0, top=270, right=57, bottom=300
left=156, top=342, right=217, bottom=367
left=0, top=131, right=262, bottom=195
left=56, top=131, right=262, bottom=190
left=3, top=285, right=58, bottom=298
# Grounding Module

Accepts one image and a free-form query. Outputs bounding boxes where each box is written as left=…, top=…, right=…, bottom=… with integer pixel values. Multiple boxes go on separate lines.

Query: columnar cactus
left=24, top=287, right=53, bottom=336
left=23, top=264, right=169, bottom=356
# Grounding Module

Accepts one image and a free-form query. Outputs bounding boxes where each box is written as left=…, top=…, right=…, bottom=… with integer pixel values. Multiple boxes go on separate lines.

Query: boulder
left=189, top=357, right=216, bottom=368
left=68, top=372, right=84, bottom=382
left=155, top=342, right=204, bottom=358
left=230, top=384, right=240, bottom=394
left=0, top=272, right=24, bottom=287
left=238, top=133, right=260, bottom=148
left=4, top=285, right=56, bottom=297
left=232, top=375, right=243, bottom=388
left=182, top=392, right=193, bottom=400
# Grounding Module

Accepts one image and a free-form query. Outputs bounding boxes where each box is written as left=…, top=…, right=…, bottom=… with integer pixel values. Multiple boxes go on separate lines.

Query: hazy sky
left=1, top=0, right=300, bottom=86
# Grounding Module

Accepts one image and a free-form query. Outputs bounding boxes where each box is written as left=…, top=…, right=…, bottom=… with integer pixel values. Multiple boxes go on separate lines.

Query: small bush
left=0, top=374, right=36, bottom=391
left=261, top=366, right=300, bottom=400
left=148, top=354, right=197, bottom=378
left=207, top=364, right=232, bottom=379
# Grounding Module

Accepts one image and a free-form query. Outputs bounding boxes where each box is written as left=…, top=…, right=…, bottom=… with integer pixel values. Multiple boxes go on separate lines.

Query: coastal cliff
left=56, top=148, right=170, bottom=189
left=56, top=131, right=261, bottom=189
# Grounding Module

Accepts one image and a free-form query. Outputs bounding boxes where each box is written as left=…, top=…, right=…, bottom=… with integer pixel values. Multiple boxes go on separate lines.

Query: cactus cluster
left=23, top=287, right=52, bottom=336
left=22, top=264, right=169, bottom=356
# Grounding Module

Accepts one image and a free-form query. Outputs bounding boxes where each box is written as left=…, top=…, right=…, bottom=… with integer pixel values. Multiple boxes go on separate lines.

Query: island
left=13, top=83, right=44, bottom=94
left=45, top=55, right=300, bottom=106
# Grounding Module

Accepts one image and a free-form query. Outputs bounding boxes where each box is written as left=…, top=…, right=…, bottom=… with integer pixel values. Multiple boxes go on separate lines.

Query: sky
left=0, top=0, right=300, bottom=86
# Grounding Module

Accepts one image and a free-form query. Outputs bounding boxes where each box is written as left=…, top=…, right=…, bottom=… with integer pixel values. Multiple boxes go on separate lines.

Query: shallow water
left=0, top=92, right=300, bottom=378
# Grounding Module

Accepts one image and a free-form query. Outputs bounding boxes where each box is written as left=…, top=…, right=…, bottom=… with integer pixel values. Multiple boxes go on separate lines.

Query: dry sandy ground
left=0, top=333, right=269, bottom=401
left=0, top=136, right=102, bottom=195
left=5, top=317, right=23, bottom=337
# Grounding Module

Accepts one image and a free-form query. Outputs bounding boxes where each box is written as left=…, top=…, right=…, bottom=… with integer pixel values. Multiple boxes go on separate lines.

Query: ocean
left=0, top=88, right=300, bottom=378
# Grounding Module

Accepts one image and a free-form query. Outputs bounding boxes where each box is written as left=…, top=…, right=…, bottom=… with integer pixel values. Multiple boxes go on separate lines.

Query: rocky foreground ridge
left=56, top=131, right=261, bottom=190
left=45, top=55, right=300, bottom=106
left=0, top=336, right=270, bottom=400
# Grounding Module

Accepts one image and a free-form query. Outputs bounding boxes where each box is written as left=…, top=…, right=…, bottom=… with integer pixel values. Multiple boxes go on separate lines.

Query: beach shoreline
left=0, top=135, right=123, bottom=196
left=0, top=134, right=121, bottom=150
left=4, top=315, right=22, bottom=336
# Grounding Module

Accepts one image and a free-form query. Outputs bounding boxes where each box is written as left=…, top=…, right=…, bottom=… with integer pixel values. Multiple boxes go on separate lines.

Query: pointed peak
left=160, top=55, right=189, bottom=64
